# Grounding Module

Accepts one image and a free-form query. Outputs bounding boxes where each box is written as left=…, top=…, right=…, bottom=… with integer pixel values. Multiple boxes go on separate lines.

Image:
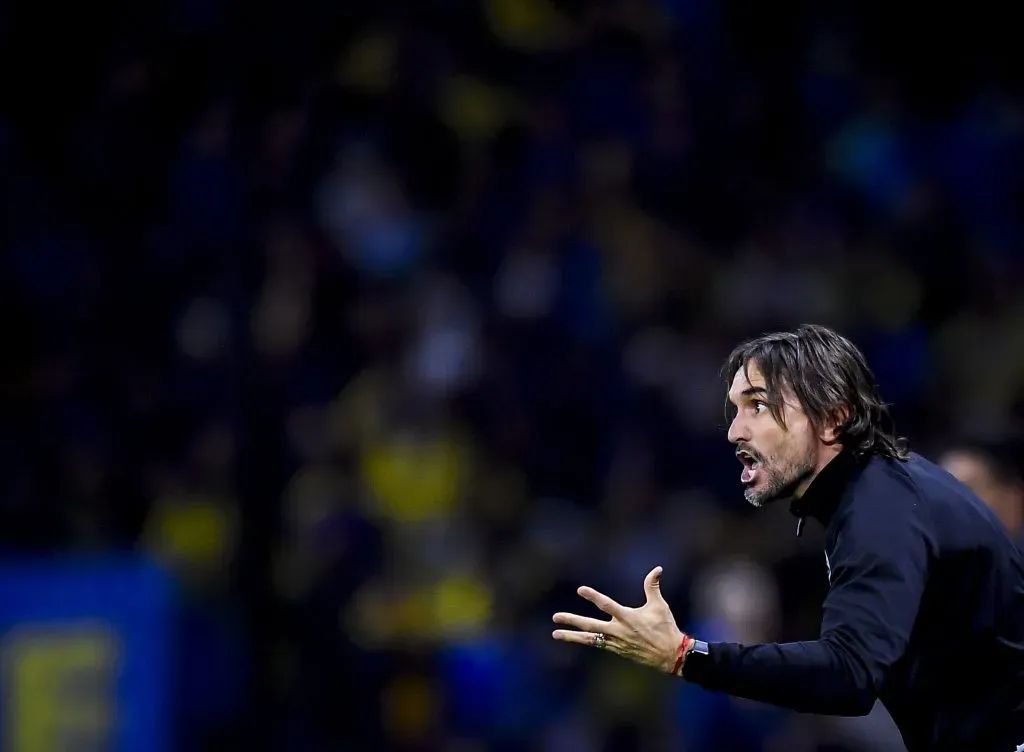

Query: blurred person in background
left=554, top=324, right=1024, bottom=752
left=939, top=433, right=1024, bottom=540
left=672, top=557, right=795, bottom=752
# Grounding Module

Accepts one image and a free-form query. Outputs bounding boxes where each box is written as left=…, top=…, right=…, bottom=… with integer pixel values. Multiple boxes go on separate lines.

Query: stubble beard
left=744, top=447, right=817, bottom=508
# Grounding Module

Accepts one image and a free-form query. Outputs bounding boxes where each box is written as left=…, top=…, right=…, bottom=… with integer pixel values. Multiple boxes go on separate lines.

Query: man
left=939, top=434, right=1024, bottom=540
left=552, top=324, right=1024, bottom=751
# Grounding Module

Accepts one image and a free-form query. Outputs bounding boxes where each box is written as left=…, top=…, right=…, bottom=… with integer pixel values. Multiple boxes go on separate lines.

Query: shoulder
left=838, top=454, right=923, bottom=519
left=829, top=454, right=936, bottom=556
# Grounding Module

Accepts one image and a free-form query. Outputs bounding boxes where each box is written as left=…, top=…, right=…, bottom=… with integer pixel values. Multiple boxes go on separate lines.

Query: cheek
left=753, top=427, right=784, bottom=458
left=760, top=428, right=810, bottom=465
left=779, top=414, right=813, bottom=446
left=791, top=426, right=819, bottom=462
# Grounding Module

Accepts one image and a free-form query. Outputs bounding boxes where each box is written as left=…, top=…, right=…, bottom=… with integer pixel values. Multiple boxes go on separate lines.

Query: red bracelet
left=672, top=634, right=694, bottom=676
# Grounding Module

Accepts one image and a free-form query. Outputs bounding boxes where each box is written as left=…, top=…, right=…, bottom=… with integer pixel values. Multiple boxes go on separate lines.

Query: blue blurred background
left=1, top=0, right=1024, bottom=749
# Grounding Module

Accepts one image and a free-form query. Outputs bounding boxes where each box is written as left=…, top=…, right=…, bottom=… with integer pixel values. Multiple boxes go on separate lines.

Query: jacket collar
left=788, top=449, right=868, bottom=536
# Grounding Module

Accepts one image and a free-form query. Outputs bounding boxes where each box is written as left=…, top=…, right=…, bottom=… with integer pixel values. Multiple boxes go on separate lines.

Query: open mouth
left=736, top=448, right=761, bottom=485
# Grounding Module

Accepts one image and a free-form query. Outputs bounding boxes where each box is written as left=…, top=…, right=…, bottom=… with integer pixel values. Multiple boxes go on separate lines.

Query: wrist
left=670, top=633, right=695, bottom=676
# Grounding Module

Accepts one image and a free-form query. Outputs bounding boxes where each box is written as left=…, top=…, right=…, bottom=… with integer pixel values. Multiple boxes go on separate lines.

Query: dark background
left=1, top=0, right=1023, bottom=749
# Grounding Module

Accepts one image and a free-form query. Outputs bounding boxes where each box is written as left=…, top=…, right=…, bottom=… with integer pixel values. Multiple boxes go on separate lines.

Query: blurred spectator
left=939, top=433, right=1024, bottom=539
left=671, top=557, right=794, bottom=752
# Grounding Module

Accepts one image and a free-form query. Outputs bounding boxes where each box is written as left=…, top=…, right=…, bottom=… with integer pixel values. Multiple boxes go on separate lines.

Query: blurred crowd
left=2, top=0, right=1024, bottom=750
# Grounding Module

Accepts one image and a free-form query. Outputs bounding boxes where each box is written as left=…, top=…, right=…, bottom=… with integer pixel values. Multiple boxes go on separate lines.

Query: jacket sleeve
left=681, top=497, right=933, bottom=716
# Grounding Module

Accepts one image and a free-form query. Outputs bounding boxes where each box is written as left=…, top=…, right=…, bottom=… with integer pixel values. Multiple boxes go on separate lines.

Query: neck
left=789, top=445, right=866, bottom=532
left=793, top=445, right=844, bottom=499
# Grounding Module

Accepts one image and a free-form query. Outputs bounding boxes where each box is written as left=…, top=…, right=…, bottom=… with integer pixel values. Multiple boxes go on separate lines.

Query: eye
left=752, top=400, right=768, bottom=415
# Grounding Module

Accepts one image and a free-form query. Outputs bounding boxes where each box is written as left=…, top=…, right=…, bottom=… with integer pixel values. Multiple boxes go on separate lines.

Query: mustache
left=735, top=445, right=765, bottom=463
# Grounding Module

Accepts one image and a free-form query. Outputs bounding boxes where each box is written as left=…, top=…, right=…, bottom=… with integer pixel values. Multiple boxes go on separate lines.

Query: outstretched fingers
left=552, top=612, right=613, bottom=635
left=552, top=629, right=608, bottom=647
left=577, top=586, right=626, bottom=619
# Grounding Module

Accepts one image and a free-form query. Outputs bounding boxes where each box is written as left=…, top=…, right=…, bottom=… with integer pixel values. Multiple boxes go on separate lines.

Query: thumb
left=643, top=566, right=665, bottom=604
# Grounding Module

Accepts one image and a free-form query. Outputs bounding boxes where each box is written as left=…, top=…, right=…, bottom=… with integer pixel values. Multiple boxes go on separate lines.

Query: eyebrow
left=727, top=385, right=768, bottom=407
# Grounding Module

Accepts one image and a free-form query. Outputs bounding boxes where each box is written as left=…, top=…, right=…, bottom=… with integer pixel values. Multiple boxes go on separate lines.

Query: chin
left=743, top=480, right=783, bottom=508
left=743, top=485, right=768, bottom=507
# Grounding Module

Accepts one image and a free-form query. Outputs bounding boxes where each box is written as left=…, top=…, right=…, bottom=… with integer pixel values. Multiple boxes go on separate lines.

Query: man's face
left=726, top=362, right=819, bottom=507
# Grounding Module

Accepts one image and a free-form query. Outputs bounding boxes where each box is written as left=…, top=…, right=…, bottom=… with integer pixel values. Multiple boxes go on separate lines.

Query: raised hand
left=552, top=566, right=688, bottom=674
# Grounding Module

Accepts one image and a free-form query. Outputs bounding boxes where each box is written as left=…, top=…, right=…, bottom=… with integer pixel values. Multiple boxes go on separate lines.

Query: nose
left=727, top=413, right=748, bottom=445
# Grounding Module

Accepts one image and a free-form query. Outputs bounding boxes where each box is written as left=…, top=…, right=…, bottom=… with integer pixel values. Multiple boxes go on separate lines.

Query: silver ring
left=594, top=633, right=606, bottom=649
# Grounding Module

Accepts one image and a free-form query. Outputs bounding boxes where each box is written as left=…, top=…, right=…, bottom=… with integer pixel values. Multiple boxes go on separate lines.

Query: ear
left=819, top=406, right=850, bottom=444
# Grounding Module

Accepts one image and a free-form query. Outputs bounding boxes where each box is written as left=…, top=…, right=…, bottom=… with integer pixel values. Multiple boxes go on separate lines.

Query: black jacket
left=682, top=451, right=1024, bottom=751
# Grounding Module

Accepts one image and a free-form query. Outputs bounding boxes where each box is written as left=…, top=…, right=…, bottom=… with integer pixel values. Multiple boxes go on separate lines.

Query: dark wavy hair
left=722, top=324, right=909, bottom=460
